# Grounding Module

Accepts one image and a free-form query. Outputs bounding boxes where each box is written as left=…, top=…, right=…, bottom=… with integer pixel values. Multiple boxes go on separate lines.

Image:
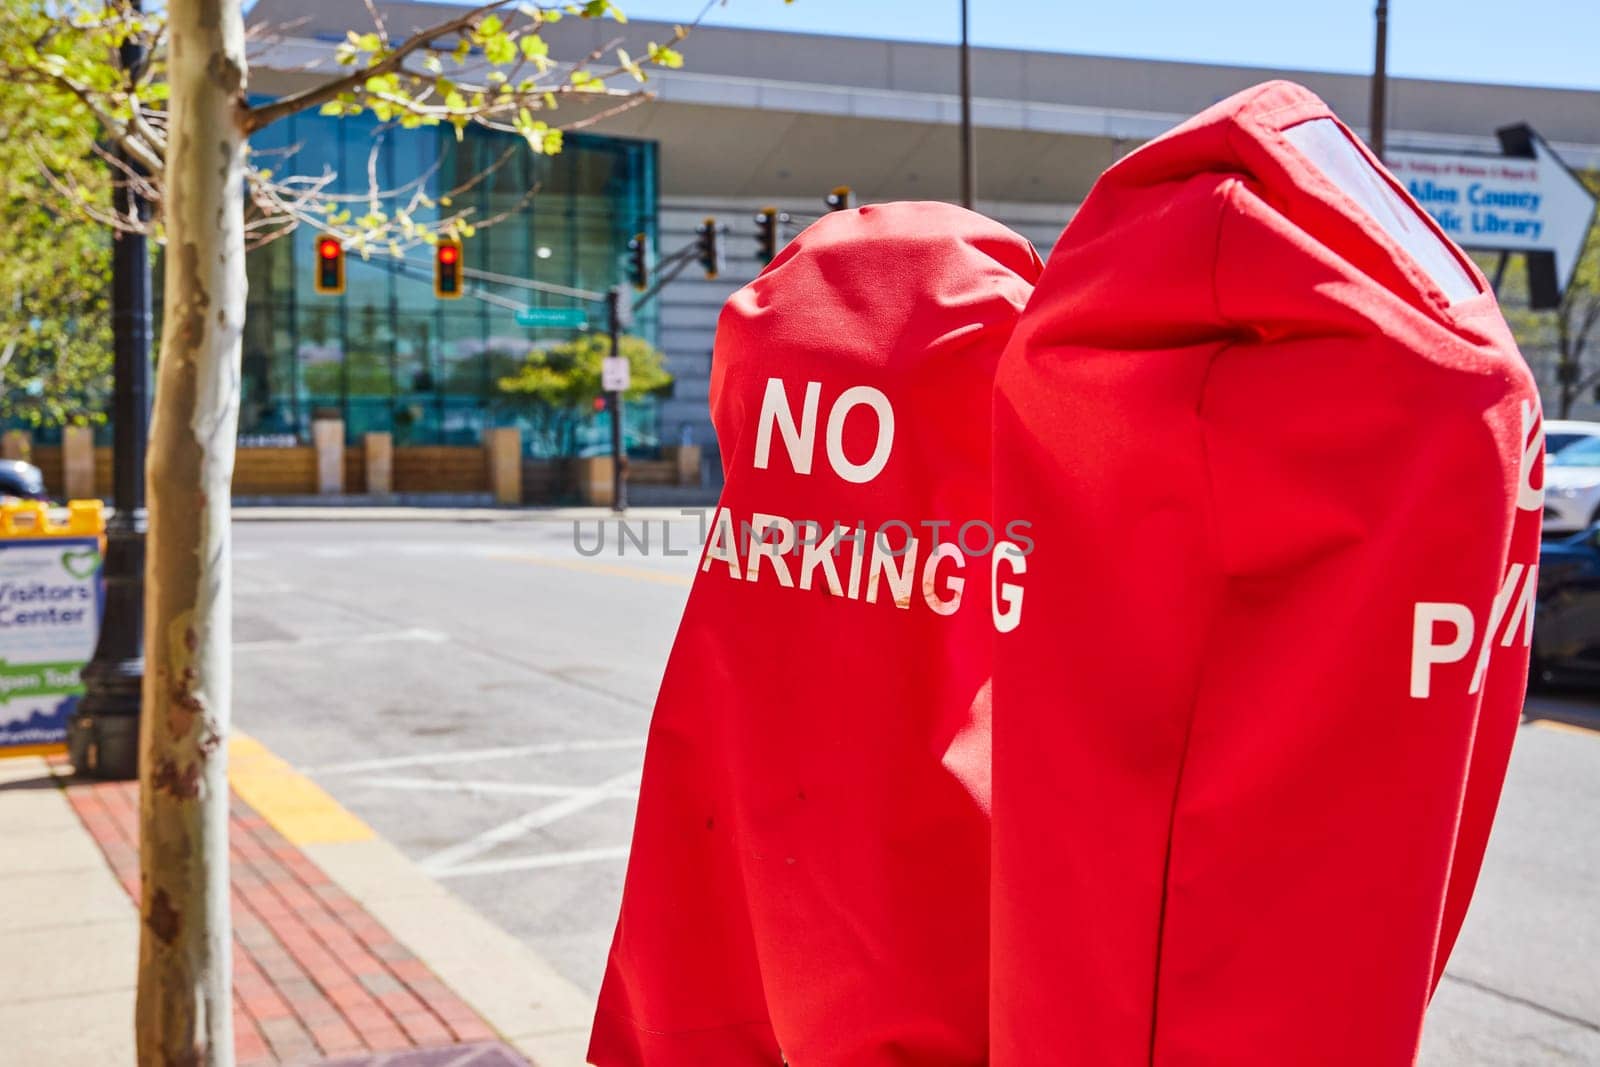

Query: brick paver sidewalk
left=61, top=772, right=524, bottom=1066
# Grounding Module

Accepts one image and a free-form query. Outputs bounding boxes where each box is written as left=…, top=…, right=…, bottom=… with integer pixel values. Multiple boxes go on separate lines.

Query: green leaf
left=484, top=33, right=517, bottom=65
left=616, top=48, right=643, bottom=83
left=646, top=42, right=683, bottom=69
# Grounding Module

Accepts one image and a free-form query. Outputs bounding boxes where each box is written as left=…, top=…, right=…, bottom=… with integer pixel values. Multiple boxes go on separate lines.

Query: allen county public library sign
left=1388, top=125, right=1598, bottom=309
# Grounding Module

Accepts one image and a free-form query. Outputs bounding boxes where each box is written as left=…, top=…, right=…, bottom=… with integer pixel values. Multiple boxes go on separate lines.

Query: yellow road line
left=1530, top=718, right=1600, bottom=738
left=0, top=742, right=67, bottom=761
left=491, top=552, right=694, bottom=588
left=229, top=732, right=374, bottom=845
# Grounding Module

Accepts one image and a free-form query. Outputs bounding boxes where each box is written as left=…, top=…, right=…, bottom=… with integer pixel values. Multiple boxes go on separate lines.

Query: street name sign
left=1388, top=124, right=1597, bottom=309
left=515, top=306, right=589, bottom=329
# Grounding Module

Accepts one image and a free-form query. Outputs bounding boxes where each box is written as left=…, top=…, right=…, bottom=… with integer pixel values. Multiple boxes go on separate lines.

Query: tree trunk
left=136, top=0, right=247, bottom=1060
left=1558, top=313, right=1577, bottom=419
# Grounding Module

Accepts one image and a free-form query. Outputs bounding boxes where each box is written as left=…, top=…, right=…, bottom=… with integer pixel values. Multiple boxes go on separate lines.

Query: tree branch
left=241, top=0, right=520, bottom=133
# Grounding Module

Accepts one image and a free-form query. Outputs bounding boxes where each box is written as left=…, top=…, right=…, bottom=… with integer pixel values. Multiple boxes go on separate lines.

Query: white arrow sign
left=1388, top=126, right=1597, bottom=305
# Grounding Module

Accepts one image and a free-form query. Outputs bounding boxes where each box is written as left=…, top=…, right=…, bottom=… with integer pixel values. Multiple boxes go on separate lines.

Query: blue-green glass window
left=242, top=102, right=660, bottom=454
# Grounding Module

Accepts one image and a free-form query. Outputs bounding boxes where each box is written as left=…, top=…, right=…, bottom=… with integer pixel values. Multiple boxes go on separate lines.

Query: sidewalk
left=0, top=736, right=595, bottom=1066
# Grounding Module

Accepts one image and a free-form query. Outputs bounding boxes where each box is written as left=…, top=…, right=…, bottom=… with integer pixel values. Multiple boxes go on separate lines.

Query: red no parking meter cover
left=990, top=81, right=1544, bottom=1065
left=589, top=202, right=1041, bottom=1066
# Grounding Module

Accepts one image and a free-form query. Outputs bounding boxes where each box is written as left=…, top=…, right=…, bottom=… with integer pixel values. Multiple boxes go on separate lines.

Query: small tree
left=498, top=331, right=671, bottom=407
left=6, top=1, right=690, bottom=1061
left=1504, top=179, right=1600, bottom=419
left=0, top=0, right=112, bottom=429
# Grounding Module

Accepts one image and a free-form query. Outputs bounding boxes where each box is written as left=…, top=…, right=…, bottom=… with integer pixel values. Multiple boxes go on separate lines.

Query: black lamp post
left=70, top=0, right=151, bottom=780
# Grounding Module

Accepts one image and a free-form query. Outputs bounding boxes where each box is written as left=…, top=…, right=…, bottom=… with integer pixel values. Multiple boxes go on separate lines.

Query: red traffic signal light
left=313, top=236, right=344, bottom=295
left=435, top=240, right=464, bottom=299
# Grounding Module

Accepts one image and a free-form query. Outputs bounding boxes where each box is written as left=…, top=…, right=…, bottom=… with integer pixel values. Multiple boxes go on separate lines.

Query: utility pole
left=607, top=286, right=628, bottom=513
left=72, top=0, right=152, bottom=781
left=1370, top=0, right=1390, bottom=160
left=959, top=0, right=976, bottom=209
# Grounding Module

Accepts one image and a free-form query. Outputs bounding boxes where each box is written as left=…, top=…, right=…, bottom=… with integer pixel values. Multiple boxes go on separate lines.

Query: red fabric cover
left=590, top=202, right=1042, bottom=1066
left=989, top=81, right=1543, bottom=1065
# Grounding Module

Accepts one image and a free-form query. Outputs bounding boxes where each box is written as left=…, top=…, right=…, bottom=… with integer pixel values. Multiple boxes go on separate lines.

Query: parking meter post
left=608, top=287, right=627, bottom=513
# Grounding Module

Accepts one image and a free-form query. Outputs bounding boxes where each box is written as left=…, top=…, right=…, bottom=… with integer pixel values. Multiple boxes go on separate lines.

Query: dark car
left=1533, top=527, right=1600, bottom=685
left=0, top=459, right=45, bottom=501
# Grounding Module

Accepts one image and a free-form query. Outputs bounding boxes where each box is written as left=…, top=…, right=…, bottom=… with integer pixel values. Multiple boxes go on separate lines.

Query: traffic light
left=754, top=207, right=791, bottom=265
left=434, top=239, right=464, bottom=299
left=627, top=232, right=650, bottom=291
left=824, top=185, right=853, bottom=212
left=313, top=236, right=344, bottom=295
left=696, top=217, right=724, bottom=280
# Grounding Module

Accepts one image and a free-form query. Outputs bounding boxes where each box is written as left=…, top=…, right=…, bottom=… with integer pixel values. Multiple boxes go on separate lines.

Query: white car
left=1543, top=428, right=1600, bottom=534
left=1544, top=419, right=1600, bottom=457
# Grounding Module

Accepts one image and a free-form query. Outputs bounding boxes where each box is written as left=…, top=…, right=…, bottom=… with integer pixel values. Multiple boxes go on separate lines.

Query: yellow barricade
left=0, top=500, right=105, bottom=539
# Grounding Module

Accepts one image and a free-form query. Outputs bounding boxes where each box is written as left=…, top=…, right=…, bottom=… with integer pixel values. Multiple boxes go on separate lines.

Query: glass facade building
left=242, top=107, right=659, bottom=455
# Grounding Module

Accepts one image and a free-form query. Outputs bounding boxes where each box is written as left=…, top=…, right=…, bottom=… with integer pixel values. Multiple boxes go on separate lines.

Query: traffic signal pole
left=607, top=287, right=627, bottom=513
left=1370, top=0, right=1389, bottom=161
left=959, top=0, right=976, bottom=209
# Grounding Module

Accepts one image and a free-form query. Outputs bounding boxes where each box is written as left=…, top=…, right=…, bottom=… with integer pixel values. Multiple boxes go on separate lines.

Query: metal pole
left=1370, top=0, right=1389, bottom=160
left=607, top=287, right=627, bottom=513
left=959, top=0, right=976, bottom=209
left=72, top=0, right=151, bottom=780
left=1491, top=252, right=1509, bottom=294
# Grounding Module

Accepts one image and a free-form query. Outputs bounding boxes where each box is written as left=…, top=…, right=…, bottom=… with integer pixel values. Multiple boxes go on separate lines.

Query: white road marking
left=432, top=845, right=632, bottom=878
left=307, top=737, right=645, bottom=775
left=420, top=770, right=640, bottom=874
left=234, top=627, right=448, bottom=651
left=348, top=775, right=639, bottom=800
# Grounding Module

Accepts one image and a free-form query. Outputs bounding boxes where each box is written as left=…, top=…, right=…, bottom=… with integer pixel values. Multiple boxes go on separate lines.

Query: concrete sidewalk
left=0, top=736, right=596, bottom=1066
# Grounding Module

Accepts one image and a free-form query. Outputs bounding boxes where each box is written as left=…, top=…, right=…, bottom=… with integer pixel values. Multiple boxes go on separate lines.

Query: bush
left=497, top=332, right=671, bottom=407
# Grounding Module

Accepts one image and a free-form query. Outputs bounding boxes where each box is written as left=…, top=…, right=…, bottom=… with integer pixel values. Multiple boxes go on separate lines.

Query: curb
left=228, top=733, right=596, bottom=1066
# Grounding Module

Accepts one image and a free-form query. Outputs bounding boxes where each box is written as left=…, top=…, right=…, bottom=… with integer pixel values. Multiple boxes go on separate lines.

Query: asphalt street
left=232, top=514, right=1600, bottom=1064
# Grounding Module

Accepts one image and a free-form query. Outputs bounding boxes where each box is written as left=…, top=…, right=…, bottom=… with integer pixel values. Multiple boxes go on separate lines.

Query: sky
left=604, top=0, right=1600, bottom=92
